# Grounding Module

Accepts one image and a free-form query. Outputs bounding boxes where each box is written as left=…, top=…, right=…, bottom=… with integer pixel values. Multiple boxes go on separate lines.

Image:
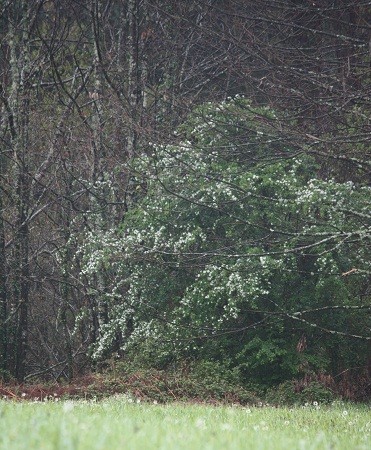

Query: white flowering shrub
left=77, top=98, right=370, bottom=382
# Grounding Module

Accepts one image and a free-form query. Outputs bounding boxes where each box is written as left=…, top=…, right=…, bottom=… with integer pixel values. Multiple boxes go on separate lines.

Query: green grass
left=0, top=398, right=369, bottom=449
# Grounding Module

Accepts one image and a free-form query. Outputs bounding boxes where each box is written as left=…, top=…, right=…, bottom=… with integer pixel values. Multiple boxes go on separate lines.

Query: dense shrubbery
left=265, top=381, right=335, bottom=406
left=76, top=98, right=370, bottom=393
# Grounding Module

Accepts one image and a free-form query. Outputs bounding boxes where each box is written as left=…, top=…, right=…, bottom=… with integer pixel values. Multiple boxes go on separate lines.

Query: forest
left=0, top=0, right=370, bottom=401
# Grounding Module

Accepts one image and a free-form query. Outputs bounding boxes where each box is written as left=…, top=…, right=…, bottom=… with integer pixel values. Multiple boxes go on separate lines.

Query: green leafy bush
left=265, top=380, right=335, bottom=406
left=101, top=358, right=259, bottom=404
left=77, top=97, right=370, bottom=390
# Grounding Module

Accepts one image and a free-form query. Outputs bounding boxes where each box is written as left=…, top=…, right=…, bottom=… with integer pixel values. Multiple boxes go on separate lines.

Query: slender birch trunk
left=91, top=0, right=109, bottom=341
left=127, top=0, right=139, bottom=159
left=0, top=172, right=7, bottom=378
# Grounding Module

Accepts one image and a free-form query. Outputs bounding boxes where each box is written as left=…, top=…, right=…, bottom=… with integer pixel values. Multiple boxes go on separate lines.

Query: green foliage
left=97, top=358, right=259, bottom=405
left=235, top=336, right=298, bottom=385
left=77, top=97, right=370, bottom=387
left=265, top=380, right=335, bottom=406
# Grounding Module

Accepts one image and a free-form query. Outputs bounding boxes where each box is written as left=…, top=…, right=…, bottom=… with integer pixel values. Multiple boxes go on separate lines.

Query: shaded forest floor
left=0, top=372, right=257, bottom=404
left=1, top=366, right=370, bottom=405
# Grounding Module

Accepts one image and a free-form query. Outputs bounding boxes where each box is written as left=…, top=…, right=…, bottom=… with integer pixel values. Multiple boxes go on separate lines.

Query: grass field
left=0, top=398, right=369, bottom=449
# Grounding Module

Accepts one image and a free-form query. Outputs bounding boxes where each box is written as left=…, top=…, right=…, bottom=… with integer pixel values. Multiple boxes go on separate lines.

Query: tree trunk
left=0, top=180, right=7, bottom=379
left=8, top=0, right=32, bottom=381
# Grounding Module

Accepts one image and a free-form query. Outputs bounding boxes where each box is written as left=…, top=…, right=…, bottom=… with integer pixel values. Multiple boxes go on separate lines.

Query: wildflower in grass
left=245, top=408, right=252, bottom=414
left=195, top=418, right=206, bottom=429
left=153, top=400, right=158, bottom=405
left=136, top=398, right=141, bottom=404
left=342, top=410, right=348, bottom=417
left=21, top=393, right=26, bottom=397
left=313, top=401, right=318, bottom=407
left=63, top=401, right=75, bottom=412
left=284, top=421, right=290, bottom=425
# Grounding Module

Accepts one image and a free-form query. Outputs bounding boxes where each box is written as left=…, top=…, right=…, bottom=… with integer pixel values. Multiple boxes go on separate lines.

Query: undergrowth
left=0, top=359, right=369, bottom=406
